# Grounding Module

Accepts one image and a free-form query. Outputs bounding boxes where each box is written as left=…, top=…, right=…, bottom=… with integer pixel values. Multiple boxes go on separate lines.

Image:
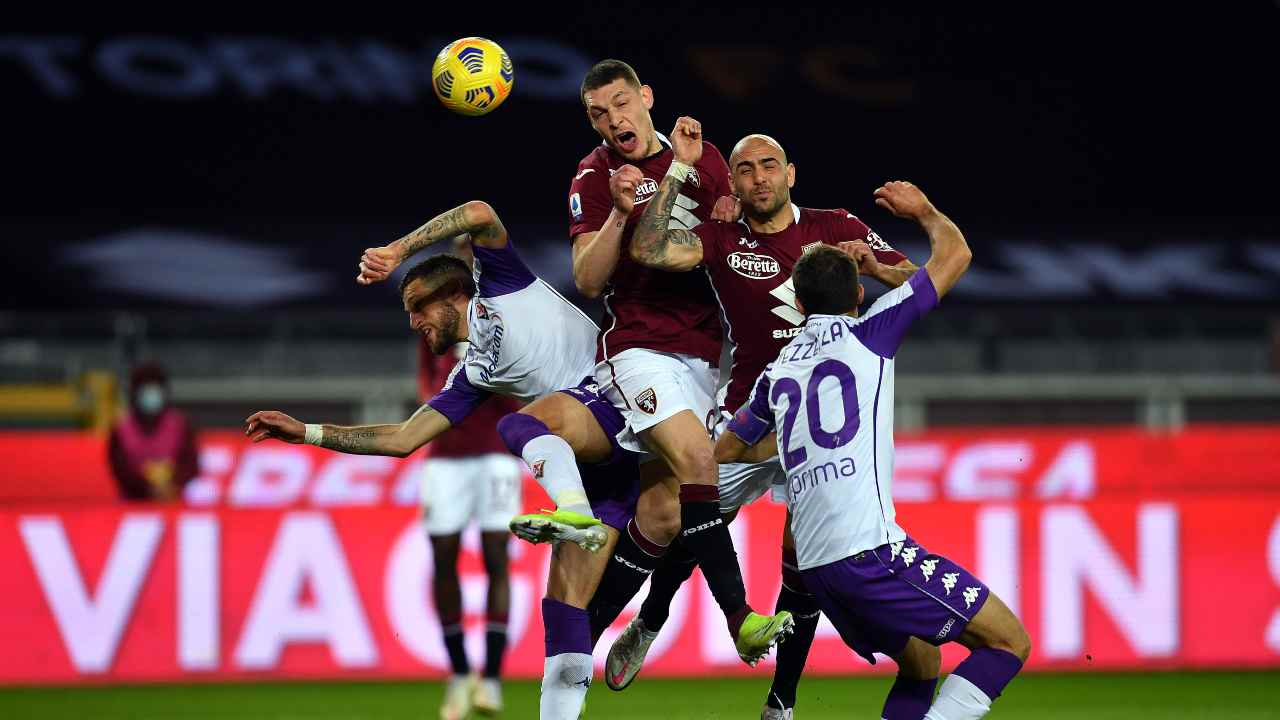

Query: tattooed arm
left=357, top=200, right=507, bottom=285
left=627, top=173, right=706, bottom=272
left=244, top=404, right=452, bottom=458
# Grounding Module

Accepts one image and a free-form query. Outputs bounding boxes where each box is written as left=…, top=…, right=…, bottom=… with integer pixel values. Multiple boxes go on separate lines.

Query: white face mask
left=135, top=384, right=166, bottom=415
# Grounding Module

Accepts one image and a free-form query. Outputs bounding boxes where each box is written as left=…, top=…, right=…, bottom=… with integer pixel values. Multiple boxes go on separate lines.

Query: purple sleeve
left=727, top=370, right=775, bottom=445
left=853, top=268, right=939, bottom=359
left=426, top=362, right=492, bottom=425
left=473, top=238, right=537, bottom=297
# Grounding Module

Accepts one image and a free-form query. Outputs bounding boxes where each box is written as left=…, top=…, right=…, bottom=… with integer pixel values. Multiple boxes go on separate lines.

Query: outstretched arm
left=357, top=200, right=507, bottom=285
left=873, top=181, right=971, bottom=297
left=244, top=404, right=452, bottom=458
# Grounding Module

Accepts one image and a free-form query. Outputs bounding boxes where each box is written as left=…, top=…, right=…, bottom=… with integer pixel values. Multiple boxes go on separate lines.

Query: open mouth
left=615, top=130, right=639, bottom=154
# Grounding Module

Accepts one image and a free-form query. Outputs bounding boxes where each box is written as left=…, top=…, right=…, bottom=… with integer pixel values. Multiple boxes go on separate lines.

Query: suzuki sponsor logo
left=727, top=252, right=781, bottom=280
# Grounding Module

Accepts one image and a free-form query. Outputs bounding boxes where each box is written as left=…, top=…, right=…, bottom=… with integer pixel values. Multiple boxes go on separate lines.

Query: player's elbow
left=462, top=200, right=497, bottom=229
left=386, top=431, right=417, bottom=458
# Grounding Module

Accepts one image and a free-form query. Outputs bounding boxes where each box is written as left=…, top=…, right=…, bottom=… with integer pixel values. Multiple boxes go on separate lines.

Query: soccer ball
left=431, top=37, right=514, bottom=116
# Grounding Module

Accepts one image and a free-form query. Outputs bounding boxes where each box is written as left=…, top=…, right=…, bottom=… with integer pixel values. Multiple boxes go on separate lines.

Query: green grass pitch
left=2, top=671, right=1277, bottom=719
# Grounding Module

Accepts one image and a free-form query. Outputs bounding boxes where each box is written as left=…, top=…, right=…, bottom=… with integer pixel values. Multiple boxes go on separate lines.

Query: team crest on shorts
left=635, top=388, right=658, bottom=415
left=475, top=303, right=489, bottom=319
left=531, top=460, right=545, bottom=479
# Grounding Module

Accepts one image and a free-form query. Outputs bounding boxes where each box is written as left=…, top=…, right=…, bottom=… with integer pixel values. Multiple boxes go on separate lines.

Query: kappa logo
left=890, top=541, right=903, bottom=560
left=635, top=387, right=658, bottom=415
left=727, top=251, right=781, bottom=280
left=935, top=617, right=956, bottom=640
left=963, top=586, right=981, bottom=610
left=801, top=241, right=822, bottom=254
left=531, top=460, right=545, bottom=479
left=900, top=545, right=919, bottom=567
left=738, top=236, right=759, bottom=249
left=920, top=558, right=939, bottom=582
left=941, top=572, right=959, bottom=595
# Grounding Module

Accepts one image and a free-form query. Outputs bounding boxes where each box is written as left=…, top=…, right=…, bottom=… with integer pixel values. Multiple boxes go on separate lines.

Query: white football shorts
left=420, top=453, right=524, bottom=536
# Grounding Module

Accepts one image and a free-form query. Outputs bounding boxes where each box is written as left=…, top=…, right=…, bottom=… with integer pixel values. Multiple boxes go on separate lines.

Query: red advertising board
left=3, top=426, right=1280, bottom=506
left=1, top=496, right=1278, bottom=684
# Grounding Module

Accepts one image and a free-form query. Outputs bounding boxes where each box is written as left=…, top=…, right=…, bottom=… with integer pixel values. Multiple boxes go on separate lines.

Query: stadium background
left=2, top=6, right=1279, bottom=718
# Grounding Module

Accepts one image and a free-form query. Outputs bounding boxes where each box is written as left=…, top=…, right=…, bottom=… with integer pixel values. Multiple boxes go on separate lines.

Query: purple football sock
left=881, top=675, right=937, bottom=719
left=542, top=598, right=591, bottom=658
left=952, top=647, right=1023, bottom=700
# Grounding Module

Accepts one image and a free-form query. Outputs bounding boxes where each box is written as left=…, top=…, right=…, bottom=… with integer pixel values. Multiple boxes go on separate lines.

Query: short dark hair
left=398, top=254, right=475, bottom=301
left=581, top=59, right=641, bottom=105
left=793, top=245, right=860, bottom=316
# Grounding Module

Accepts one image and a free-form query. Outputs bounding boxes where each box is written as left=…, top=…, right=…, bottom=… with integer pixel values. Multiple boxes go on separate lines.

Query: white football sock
left=523, top=435, right=595, bottom=518
left=924, top=674, right=993, bottom=720
left=539, top=652, right=593, bottom=719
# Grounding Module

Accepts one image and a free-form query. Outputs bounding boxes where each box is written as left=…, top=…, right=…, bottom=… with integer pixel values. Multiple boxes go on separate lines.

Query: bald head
left=730, top=134, right=787, bottom=166
left=729, top=133, right=795, bottom=226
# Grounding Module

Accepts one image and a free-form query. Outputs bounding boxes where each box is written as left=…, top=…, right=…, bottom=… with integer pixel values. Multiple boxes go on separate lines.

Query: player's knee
left=1001, top=621, right=1032, bottom=663
left=637, top=504, right=681, bottom=545
left=669, top=441, right=716, bottom=484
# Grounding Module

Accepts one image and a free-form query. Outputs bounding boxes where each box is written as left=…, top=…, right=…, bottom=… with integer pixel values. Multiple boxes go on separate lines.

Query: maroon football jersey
left=694, top=206, right=908, bottom=412
left=568, top=136, right=732, bottom=366
left=419, top=340, right=522, bottom=458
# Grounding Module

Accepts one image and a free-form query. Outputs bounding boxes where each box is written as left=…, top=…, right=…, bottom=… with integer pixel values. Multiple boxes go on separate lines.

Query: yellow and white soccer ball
left=431, top=37, right=514, bottom=116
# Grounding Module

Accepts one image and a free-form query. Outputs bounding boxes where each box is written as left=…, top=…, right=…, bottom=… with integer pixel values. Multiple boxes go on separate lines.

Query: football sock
left=882, top=675, right=938, bottom=720
left=637, top=538, right=697, bottom=632
left=497, top=413, right=594, bottom=518
left=587, top=517, right=668, bottom=642
left=924, top=648, right=1022, bottom=720
left=540, top=599, right=593, bottom=720
left=677, top=483, right=750, bottom=635
left=484, top=613, right=508, bottom=679
left=766, top=552, right=821, bottom=711
left=441, top=619, right=470, bottom=676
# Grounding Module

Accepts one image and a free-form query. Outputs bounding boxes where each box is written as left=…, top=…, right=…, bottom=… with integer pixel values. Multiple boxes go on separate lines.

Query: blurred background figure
left=419, top=237, right=526, bottom=719
left=107, top=362, right=198, bottom=501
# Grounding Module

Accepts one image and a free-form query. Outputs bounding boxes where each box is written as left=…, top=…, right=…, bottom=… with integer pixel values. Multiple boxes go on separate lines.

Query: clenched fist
left=873, top=181, right=937, bottom=222
left=356, top=245, right=402, bottom=285
left=711, top=194, right=742, bottom=222
left=670, top=116, right=704, bottom=166
left=244, top=410, right=306, bottom=444
left=610, top=164, right=645, bottom=214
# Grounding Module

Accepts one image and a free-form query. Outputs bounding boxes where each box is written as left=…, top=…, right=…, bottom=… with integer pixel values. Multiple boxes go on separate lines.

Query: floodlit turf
left=1, top=671, right=1277, bottom=719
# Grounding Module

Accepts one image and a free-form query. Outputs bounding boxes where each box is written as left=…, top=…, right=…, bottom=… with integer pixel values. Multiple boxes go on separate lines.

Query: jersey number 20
left=770, top=359, right=860, bottom=469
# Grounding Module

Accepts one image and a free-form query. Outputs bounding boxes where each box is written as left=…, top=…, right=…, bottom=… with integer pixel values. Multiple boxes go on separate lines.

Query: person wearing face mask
left=107, top=362, right=199, bottom=501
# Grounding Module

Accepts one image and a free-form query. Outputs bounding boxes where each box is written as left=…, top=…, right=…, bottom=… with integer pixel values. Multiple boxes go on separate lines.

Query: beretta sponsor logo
left=727, top=252, right=781, bottom=279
